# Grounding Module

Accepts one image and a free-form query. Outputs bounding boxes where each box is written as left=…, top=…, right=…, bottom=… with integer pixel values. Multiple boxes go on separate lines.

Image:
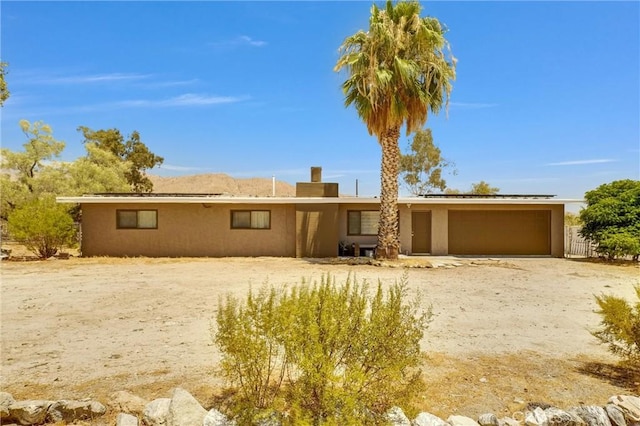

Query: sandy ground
left=1, top=255, right=639, bottom=421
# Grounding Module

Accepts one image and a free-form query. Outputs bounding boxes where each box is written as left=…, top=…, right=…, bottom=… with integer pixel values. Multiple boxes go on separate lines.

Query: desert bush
left=593, top=286, right=640, bottom=365
left=213, top=274, right=430, bottom=425
left=7, top=196, right=75, bottom=258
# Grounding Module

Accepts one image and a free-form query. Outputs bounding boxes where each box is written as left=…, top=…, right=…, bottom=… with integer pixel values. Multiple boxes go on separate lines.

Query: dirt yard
left=1, top=255, right=638, bottom=422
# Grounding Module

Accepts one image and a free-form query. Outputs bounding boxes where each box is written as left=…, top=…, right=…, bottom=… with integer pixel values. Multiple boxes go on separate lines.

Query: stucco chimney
left=311, top=167, right=322, bottom=183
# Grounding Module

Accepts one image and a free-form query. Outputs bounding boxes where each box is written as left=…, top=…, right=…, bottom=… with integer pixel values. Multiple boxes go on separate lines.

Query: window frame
left=347, top=210, right=380, bottom=236
left=116, top=209, right=158, bottom=230
left=230, top=210, right=271, bottom=230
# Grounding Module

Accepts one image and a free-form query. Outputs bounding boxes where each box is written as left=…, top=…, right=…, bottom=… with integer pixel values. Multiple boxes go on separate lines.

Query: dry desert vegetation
left=1, top=253, right=639, bottom=424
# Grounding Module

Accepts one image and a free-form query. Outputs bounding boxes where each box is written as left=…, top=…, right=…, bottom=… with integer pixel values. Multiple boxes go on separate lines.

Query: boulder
left=570, top=406, right=613, bottom=426
left=8, top=400, right=51, bottom=425
left=167, top=388, right=207, bottom=426
left=609, top=396, right=640, bottom=425
left=478, top=413, right=499, bottom=426
left=143, top=398, right=171, bottom=426
left=526, top=407, right=549, bottom=426
left=46, top=399, right=106, bottom=423
left=545, top=407, right=583, bottom=426
left=0, top=392, right=16, bottom=422
left=606, top=404, right=628, bottom=426
left=412, top=412, right=449, bottom=426
left=203, top=408, right=236, bottom=426
left=386, top=406, right=411, bottom=426
left=448, top=415, right=480, bottom=426
left=499, top=417, right=523, bottom=426
left=117, top=412, right=140, bottom=426
left=110, top=391, right=149, bottom=416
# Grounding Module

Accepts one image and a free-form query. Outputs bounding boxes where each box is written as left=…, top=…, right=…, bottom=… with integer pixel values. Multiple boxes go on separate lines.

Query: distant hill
left=148, top=173, right=296, bottom=197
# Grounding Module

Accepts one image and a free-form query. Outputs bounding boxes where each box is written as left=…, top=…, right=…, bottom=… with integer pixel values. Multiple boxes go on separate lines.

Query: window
left=347, top=210, right=379, bottom=235
left=231, top=210, right=271, bottom=229
left=116, top=210, right=157, bottom=229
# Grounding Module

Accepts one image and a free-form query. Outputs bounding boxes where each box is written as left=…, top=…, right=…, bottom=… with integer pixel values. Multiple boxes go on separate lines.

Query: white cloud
left=119, top=93, right=248, bottom=108
left=209, top=35, right=268, bottom=48
left=545, top=159, right=617, bottom=166
left=29, top=73, right=151, bottom=85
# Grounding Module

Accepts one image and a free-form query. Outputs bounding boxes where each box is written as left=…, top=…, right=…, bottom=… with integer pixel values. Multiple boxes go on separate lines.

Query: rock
left=167, top=388, right=207, bottom=426
left=526, top=407, right=549, bottom=426
left=545, top=407, right=583, bottom=426
left=606, top=404, right=628, bottom=426
left=143, top=398, right=171, bottom=426
left=448, top=415, right=481, bottom=426
left=500, top=417, right=523, bottom=426
left=46, top=399, right=106, bottom=423
left=609, top=396, right=640, bottom=425
left=570, top=406, right=612, bottom=426
left=110, top=391, right=149, bottom=416
left=203, top=408, right=236, bottom=426
left=8, top=400, right=51, bottom=425
left=117, top=412, right=140, bottom=426
left=413, top=412, right=449, bottom=426
left=478, top=413, right=499, bottom=426
left=386, top=406, right=411, bottom=426
left=0, top=392, right=16, bottom=422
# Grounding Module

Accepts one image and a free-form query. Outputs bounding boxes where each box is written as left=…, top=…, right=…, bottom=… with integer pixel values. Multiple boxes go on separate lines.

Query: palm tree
left=335, top=0, right=456, bottom=260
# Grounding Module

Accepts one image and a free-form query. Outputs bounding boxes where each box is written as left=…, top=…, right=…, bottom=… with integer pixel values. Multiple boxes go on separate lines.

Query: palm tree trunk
left=376, top=126, right=401, bottom=260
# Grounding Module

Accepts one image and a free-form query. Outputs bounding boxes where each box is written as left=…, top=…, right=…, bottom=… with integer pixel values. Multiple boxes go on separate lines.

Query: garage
left=448, top=210, right=551, bottom=255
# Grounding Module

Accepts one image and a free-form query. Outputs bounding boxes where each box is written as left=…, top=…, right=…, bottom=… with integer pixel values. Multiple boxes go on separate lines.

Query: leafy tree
left=580, top=179, right=640, bottom=260
left=564, top=212, right=582, bottom=226
left=78, top=126, right=164, bottom=193
left=1, top=120, right=130, bottom=222
left=400, top=128, right=456, bottom=195
left=0, top=62, right=9, bottom=106
left=0, top=120, right=65, bottom=219
left=7, top=196, right=76, bottom=258
left=469, top=180, right=499, bottom=195
left=335, top=0, right=456, bottom=260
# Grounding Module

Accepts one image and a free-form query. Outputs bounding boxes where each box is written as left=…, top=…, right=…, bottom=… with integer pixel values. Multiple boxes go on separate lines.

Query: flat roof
left=57, top=194, right=583, bottom=205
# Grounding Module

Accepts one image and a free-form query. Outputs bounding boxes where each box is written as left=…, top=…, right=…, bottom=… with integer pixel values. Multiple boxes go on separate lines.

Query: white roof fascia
left=56, top=196, right=584, bottom=205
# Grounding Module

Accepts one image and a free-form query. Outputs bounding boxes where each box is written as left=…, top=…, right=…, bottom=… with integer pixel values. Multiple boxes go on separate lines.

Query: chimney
left=310, top=167, right=322, bottom=183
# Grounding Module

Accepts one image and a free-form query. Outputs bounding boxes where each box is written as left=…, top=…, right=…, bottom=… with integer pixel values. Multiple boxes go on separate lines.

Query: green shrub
left=593, top=286, right=640, bottom=365
left=7, top=196, right=75, bottom=258
left=213, top=274, right=430, bottom=425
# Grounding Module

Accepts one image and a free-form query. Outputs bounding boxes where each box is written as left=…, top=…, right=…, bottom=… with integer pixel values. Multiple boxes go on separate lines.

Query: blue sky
left=1, top=1, right=638, bottom=202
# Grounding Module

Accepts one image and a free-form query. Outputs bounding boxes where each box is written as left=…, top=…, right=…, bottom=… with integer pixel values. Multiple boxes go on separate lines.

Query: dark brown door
left=411, top=211, right=431, bottom=254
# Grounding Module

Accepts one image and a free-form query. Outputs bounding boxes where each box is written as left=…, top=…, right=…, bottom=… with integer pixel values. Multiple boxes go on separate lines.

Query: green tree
left=7, top=196, right=76, bottom=258
left=335, top=0, right=456, bottom=260
left=0, top=120, right=66, bottom=219
left=469, top=181, right=499, bottom=195
left=400, top=128, right=455, bottom=195
left=564, top=212, right=582, bottom=226
left=78, top=126, right=163, bottom=193
left=0, top=62, right=9, bottom=106
left=580, top=179, right=640, bottom=260
left=1, top=120, right=130, bottom=222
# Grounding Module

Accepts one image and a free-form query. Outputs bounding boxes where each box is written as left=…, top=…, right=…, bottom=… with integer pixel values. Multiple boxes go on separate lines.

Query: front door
left=411, top=211, right=431, bottom=254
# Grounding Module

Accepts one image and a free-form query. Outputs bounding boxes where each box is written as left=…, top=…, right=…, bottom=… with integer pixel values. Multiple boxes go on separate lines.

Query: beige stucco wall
left=79, top=201, right=564, bottom=258
left=80, top=203, right=296, bottom=257
left=296, top=204, right=339, bottom=257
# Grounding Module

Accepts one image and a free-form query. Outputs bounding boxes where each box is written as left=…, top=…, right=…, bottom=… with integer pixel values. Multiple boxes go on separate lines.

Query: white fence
left=564, top=225, right=598, bottom=258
